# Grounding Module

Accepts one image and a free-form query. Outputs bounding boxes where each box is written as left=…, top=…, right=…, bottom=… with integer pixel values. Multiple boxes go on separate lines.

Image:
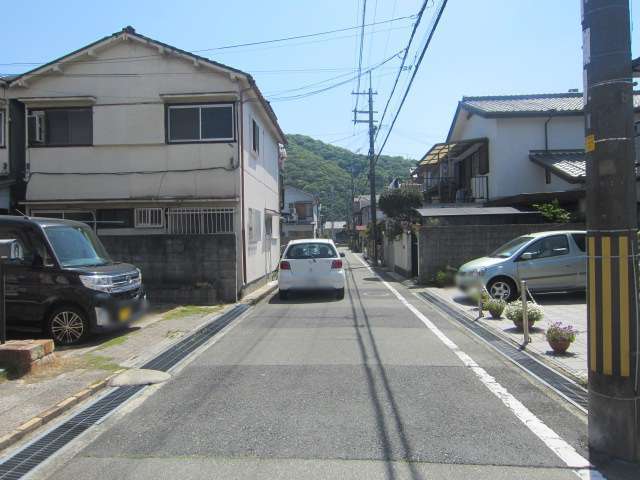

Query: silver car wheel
left=489, top=281, right=511, bottom=301
left=51, top=310, right=84, bottom=344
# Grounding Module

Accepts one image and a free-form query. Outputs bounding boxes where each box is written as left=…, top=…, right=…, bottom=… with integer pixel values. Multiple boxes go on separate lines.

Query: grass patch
left=162, top=305, right=222, bottom=321
left=95, top=335, right=128, bottom=351
left=82, top=354, right=122, bottom=372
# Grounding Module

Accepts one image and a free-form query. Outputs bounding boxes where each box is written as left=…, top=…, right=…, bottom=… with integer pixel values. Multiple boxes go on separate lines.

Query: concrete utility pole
left=353, top=71, right=378, bottom=264
left=582, top=0, right=639, bottom=462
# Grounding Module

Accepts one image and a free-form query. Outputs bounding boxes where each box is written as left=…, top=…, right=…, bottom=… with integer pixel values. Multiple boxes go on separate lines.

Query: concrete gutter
left=0, top=370, right=124, bottom=451
left=0, top=283, right=276, bottom=454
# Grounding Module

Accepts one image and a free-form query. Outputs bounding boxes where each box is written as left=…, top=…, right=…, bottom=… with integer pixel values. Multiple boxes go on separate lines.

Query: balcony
left=282, top=213, right=315, bottom=225
left=423, top=176, right=488, bottom=204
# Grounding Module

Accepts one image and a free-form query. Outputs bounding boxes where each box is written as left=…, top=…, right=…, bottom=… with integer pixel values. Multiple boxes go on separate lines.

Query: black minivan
left=0, top=216, right=147, bottom=345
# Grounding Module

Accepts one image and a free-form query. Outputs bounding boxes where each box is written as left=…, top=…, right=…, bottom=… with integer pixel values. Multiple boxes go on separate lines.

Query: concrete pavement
left=39, top=251, right=597, bottom=480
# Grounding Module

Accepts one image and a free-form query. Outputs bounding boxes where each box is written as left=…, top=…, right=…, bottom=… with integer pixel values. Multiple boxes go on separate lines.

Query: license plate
left=118, top=307, right=132, bottom=322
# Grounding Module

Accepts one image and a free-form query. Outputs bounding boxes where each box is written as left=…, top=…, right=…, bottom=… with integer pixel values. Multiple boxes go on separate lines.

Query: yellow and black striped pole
left=583, top=0, right=640, bottom=462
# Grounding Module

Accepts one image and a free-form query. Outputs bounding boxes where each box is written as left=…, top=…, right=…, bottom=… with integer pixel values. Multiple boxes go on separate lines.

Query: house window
left=0, top=110, right=5, bottom=147
left=28, top=108, right=93, bottom=146
left=135, top=208, right=165, bottom=228
left=166, top=207, right=234, bottom=235
left=30, top=210, right=96, bottom=229
left=252, top=119, right=260, bottom=153
left=248, top=208, right=262, bottom=243
left=167, top=104, right=234, bottom=143
left=264, top=213, right=273, bottom=237
left=96, top=209, right=134, bottom=229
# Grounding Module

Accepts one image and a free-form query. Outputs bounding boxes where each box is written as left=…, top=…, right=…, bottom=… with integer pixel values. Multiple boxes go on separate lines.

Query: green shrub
left=434, top=269, right=454, bottom=288
left=505, top=302, right=544, bottom=330
left=532, top=199, right=571, bottom=223
left=485, top=298, right=506, bottom=319
left=469, top=288, right=491, bottom=308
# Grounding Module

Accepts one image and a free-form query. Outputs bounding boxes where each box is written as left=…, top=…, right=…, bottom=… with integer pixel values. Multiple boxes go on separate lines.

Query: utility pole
left=582, top=0, right=639, bottom=462
left=352, top=71, right=378, bottom=264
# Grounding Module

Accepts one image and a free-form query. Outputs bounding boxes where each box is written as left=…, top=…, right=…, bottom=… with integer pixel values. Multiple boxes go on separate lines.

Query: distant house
left=281, top=186, right=319, bottom=244
left=415, top=91, right=640, bottom=215
left=1, top=27, right=286, bottom=301
left=323, top=220, right=347, bottom=243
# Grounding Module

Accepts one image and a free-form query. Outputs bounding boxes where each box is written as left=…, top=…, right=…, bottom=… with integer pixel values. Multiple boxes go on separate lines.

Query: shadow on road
left=345, top=254, right=424, bottom=480
left=268, top=290, right=341, bottom=304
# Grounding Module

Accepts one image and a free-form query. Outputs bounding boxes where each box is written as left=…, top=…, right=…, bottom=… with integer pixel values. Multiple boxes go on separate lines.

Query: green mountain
left=283, top=134, right=417, bottom=222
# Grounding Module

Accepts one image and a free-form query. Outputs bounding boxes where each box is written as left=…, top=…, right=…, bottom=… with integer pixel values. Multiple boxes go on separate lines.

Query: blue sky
left=1, top=0, right=638, bottom=159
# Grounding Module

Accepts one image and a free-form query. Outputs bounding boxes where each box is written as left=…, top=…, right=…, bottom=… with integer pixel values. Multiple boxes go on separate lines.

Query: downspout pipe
left=544, top=109, right=557, bottom=151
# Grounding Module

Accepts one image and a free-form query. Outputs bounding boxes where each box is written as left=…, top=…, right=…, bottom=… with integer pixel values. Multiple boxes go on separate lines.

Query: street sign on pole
left=582, top=0, right=640, bottom=462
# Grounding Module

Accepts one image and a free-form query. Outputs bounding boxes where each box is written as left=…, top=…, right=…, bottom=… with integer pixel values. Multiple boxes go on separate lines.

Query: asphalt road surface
left=41, top=250, right=593, bottom=480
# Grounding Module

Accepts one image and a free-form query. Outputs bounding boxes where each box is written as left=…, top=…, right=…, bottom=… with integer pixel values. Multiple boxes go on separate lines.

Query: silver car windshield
left=490, top=236, right=534, bottom=258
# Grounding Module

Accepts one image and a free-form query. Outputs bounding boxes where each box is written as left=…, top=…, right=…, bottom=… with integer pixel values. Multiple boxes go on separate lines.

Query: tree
left=378, top=189, right=422, bottom=239
left=532, top=199, right=571, bottom=223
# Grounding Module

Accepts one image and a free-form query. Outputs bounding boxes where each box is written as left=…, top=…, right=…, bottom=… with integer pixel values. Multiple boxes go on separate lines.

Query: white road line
left=352, top=254, right=604, bottom=480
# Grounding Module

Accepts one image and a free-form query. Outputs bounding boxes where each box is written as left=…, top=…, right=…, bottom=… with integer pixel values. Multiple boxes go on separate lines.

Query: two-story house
left=281, top=186, right=319, bottom=244
left=416, top=91, right=640, bottom=215
left=2, top=27, right=286, bottom=302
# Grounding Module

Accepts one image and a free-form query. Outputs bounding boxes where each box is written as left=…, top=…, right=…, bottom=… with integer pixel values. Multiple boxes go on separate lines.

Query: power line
left=268, top=50, right=403, bottom=102
left=0, top=15, right=414, bottom=68
left=353, top=0, right=369, bottom=123
left=374, top=0, right=430, bottom=144
left=374, top=0, right=448, bottom=165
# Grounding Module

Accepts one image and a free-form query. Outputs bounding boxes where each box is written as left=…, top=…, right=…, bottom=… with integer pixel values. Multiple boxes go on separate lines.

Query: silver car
left=455, top=230, right=586, bottom=301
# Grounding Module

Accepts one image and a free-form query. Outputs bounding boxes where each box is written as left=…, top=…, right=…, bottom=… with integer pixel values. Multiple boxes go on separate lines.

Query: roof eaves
left=8, top=26, right=286, bottom=144
left=633, top=57, right=640, bottom=76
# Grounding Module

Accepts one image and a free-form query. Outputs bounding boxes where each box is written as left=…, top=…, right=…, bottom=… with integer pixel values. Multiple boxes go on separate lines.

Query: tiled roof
left=460, top=92, right=640, bottom=117
left=633, top=57, right=640, bottom=74
left=529, top=150, right=585, bottom=183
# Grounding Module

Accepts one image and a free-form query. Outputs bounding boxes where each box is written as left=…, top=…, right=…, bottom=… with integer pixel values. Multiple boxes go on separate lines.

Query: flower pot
left=548, top=338, right=571, bottom=354
left=512, top=318, right=535, bottom=331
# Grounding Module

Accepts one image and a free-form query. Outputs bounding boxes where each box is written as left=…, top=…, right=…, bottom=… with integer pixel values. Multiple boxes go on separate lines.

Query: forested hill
left=283, top=134, right=417, bottom=222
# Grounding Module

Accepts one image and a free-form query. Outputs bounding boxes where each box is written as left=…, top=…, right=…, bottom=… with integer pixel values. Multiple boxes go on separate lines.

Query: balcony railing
left=422, top=176, right=488, bottom=203
left=283, top=214, right=315, bottom=225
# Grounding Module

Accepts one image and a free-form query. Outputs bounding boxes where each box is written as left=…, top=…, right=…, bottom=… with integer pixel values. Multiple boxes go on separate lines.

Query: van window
left=285, top=243, right=337, bottom=259
left=572, top=233, right=586, bottom=252
left=43, top=225, right=110, bottom=267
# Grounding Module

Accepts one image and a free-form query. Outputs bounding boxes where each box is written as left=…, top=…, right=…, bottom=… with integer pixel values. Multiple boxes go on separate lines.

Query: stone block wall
left=417, top=223, right=584, bottom=284
left=100, top=234, right=237, bottom=304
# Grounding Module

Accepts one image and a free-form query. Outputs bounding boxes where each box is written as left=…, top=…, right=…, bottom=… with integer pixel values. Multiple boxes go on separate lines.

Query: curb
left=242, top=282, right=277, bottom=306
left=0, top=369, right=125, bottom=453
left=424, top=288, right=588, bottom=388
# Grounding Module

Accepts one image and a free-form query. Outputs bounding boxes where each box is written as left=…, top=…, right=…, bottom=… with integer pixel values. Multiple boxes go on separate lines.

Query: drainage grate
left=0, top=303, right=249, bottom=480
left=418, top=291, right=588, bottom=412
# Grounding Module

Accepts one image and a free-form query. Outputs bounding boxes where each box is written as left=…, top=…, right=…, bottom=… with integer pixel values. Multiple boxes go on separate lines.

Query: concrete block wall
left=100, top=234, right=237, bottom=304
left=417, top=223, right=584, bottom=284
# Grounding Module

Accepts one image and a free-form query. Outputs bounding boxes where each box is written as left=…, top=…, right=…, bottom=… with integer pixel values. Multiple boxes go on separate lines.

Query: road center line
left=351, top=254, right=604, bottom=480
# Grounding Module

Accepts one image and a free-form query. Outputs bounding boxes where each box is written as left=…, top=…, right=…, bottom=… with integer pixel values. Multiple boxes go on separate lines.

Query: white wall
left=7, top=39, right=243, bottom=203
left=242, top=98, right=281, bottom=284
left=453, top=112, right=584, bottom=200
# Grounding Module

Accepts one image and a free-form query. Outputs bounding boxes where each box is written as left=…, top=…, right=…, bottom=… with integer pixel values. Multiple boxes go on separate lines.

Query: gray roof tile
left=461, top=92, right=640, bottom=116
left=529, top=150, right=585, bottom=183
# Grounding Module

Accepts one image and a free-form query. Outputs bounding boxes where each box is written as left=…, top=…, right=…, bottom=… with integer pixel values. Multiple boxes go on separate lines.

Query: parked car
left=0, top=216, right=147, bottom=345
left=455, top=230, right=586, bottom=301
left=278, top=239, right=346, bottom=300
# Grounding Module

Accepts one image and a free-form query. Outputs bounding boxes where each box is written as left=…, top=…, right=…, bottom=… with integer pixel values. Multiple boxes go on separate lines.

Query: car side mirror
left=340, top=252, right=345, bottom=258
left=0, top=239, right=24, bottom=264
left=520, top=252, right=534, bottom=261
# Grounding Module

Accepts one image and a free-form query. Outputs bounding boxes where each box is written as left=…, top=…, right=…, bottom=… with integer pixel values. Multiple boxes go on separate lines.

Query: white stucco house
left=2, top=26, right=286, bottom=297
left=416, top=91, right=640, bottom=214
left=281, top=186, right=319, bottom=244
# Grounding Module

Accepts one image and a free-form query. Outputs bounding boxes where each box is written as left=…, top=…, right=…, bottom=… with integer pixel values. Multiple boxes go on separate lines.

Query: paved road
left=43, top=251, right=590, bottom=480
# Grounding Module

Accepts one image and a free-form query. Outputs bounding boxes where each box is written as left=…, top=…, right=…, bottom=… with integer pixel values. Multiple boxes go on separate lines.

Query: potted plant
left=485, top=298, right=506, bottom=319
left=545, top=322, right=578, bottom=354
left=505, top=301, right=544, bottom=331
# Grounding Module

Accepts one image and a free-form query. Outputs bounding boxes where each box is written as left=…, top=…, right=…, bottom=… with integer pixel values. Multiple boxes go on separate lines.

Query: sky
left=1, top=0, right=638, bottom=160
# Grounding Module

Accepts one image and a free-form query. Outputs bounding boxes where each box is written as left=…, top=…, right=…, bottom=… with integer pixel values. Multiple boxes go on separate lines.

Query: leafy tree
left=283, top=135, right=417, bottom=221
left=378, top=189, right=422, bottom=222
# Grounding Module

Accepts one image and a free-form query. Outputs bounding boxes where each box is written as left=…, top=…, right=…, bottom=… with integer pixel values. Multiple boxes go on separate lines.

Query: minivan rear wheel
left=47, top=306, right=89, bottom=346
left=487, top=277, right=517, bottom=302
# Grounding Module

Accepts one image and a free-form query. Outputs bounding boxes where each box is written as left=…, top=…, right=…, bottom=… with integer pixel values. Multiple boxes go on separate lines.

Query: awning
left=419, top=138, right=487, bottom=167
left=529, top=150, right=585, bottom=183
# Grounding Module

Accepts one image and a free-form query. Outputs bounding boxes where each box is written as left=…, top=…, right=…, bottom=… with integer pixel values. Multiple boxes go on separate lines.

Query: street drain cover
left=108, top=369, right=171, bottom=387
